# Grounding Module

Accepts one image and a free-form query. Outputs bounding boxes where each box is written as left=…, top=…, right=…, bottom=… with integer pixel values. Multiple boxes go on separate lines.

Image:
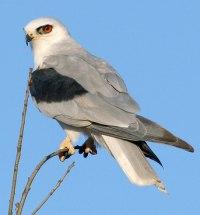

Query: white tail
left=95, top=134, right=166, bottom=192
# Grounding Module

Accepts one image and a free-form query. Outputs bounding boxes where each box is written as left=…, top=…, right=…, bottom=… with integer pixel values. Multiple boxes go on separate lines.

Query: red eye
left=42, top=25, right=53, bottom=33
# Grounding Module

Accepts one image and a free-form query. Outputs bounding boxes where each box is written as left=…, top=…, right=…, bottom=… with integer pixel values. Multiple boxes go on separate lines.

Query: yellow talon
left=59, top=136, right=75, bottom=161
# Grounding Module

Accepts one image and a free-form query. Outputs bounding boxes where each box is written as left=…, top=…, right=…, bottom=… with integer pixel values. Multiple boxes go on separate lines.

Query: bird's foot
left=59, top=136, right=76, bottom=161
left=75, top=137, right=97, bottom=158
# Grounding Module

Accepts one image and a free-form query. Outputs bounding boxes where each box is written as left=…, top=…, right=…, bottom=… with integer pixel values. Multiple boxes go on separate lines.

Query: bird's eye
left=37, top=25, right=53, bottom=34
left=42, top=25, right=53, bottom=33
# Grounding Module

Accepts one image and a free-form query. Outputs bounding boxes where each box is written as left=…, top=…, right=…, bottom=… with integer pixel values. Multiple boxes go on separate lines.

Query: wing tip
left=136, top=115, right=194, bottom=153
left=176, top=138, right=194, bottom=153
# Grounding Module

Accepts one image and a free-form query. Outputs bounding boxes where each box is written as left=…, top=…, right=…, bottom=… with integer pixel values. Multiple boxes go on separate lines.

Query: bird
left=24, top=17, right=194, bottom=192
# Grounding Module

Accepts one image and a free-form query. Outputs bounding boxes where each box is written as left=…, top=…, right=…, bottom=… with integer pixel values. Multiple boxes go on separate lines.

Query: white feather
left=100, top=135, right=166, bottom=192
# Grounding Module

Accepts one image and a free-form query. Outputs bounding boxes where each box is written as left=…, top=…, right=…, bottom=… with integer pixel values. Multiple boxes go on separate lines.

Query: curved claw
left=75, top=137, right=97, bottom=158
left=59, top=149, right=74, bottom=161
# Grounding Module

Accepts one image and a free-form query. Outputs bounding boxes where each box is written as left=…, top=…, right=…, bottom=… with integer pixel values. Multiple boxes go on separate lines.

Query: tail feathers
left=136, top=115, right=194, bottom=152
left=96, top=134, right=167, bottom=192
left=134, top=141, right=163, bottom=167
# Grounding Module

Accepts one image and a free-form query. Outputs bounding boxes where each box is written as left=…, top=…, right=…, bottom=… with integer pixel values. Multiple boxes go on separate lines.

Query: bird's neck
left=32, top=38, right=83, bottom=69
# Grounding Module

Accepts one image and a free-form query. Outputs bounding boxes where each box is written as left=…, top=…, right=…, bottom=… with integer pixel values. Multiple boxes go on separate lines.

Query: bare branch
left=31, top=162, right=75, bottom=215
left=8, top=69, right=32, bottom=215
left=16, top=148, right=72, bottom=215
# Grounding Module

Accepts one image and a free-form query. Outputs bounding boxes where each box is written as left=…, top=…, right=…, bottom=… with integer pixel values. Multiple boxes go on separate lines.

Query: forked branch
left=16, top=149, right=73, bottom=215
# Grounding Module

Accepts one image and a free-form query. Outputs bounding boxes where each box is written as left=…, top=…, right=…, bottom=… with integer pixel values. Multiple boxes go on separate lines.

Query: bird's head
left=24, top=17, right=70, bottom=47
left=24, top=17, right=73, bottom=67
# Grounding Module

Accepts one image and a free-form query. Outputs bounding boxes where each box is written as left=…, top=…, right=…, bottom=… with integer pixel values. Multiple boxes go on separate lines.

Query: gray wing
left=37, top=54, right=193, bottom=152
left=42, top=54, right=139, bottom=114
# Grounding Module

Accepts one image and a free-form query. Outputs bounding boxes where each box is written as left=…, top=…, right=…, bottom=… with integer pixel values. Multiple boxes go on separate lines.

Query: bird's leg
left=59, top=136, right=76, bottom=161
left=75, top=137, right=97, bottom=158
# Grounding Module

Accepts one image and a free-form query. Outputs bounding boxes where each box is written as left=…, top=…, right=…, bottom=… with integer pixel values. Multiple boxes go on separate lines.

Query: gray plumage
left=25, top=17, right=194, bottom=192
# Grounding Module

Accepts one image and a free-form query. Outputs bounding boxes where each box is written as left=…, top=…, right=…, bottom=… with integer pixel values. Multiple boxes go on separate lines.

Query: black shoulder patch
left=30, top=68, right=88, bottom=103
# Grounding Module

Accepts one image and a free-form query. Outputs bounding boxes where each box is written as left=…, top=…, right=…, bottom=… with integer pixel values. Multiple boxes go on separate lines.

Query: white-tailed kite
left=24, top=17, right=194, bottom=192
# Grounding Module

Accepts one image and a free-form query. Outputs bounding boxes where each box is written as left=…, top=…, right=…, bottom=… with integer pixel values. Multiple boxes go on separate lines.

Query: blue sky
left=1, top=0, right=199, bottom=214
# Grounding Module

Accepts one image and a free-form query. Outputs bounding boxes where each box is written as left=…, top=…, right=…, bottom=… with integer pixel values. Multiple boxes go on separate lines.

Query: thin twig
left=16, top=148, right=71, bottom=215
left=31, top=162, right=75, bottom=215
left=8, top=69, right=32, bottom=215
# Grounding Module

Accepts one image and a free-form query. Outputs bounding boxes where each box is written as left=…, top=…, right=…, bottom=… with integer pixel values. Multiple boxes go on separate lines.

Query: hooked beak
left=25, top=34, right=33, bottom=46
